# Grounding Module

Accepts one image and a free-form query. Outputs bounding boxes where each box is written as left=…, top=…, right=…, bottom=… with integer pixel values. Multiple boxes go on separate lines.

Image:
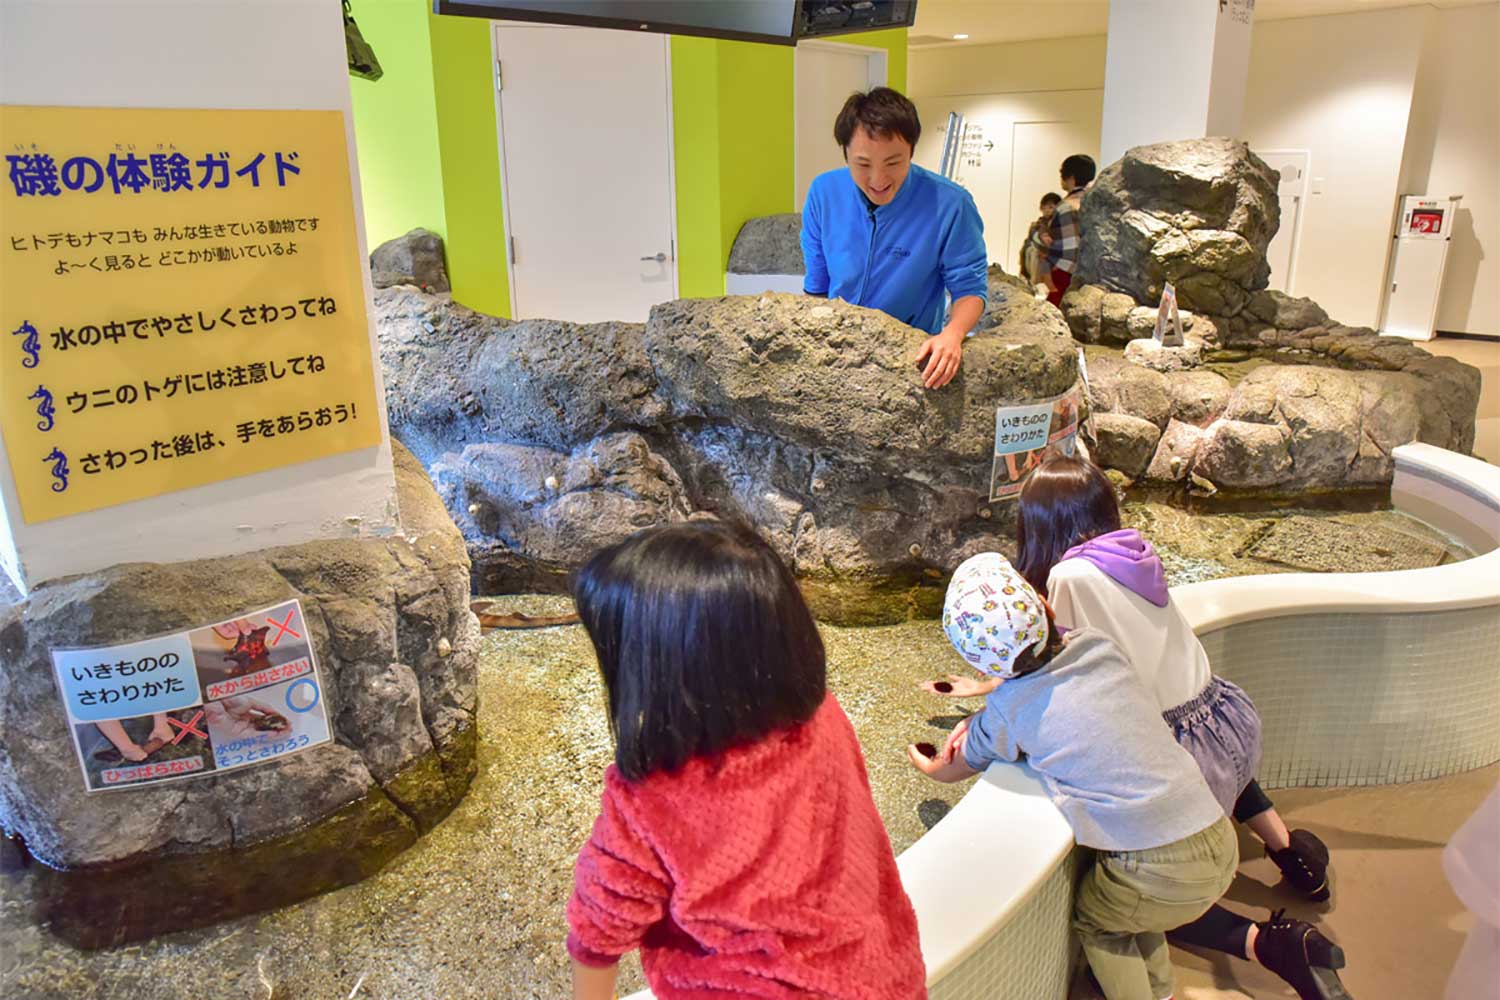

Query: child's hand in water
left=918, top=674, right=1001, bottom=698
left=907, top=717, right=979, bottom=783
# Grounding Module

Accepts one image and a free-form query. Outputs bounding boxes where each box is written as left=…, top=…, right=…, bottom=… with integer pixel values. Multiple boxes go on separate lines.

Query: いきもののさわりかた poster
left=51, top=599, right=331, bottom=793
left=989, top=385, right=1083, bottom=502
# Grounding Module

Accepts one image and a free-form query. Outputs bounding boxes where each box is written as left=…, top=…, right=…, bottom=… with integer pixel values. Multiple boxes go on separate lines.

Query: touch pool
left=0, top=495, right=1475, bottom=1000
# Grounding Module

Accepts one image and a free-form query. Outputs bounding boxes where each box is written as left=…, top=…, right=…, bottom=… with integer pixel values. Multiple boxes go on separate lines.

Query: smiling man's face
left=845, top=126, right=912, bottom=206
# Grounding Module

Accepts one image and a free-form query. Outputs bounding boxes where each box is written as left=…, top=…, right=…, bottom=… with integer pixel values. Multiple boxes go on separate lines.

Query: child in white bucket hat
left=911, top=552, right=1237, bottom=1000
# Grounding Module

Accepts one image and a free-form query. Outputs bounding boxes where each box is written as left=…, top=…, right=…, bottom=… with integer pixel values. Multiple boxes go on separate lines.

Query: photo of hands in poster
left=52, top=599, right=331, bottom=792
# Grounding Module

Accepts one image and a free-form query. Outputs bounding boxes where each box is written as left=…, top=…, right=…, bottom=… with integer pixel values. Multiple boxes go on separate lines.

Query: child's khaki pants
left=1073, top=816, right=1238, bottom=1000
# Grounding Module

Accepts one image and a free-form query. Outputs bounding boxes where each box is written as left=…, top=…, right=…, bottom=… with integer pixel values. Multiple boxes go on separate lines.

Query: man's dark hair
left=834, top=86, right=922, bottom=151
left=1041, top=192, right=1063, bottom=207
left=573, top=519, right=826, bottom=782
left=1015, top=455, right=1122, bottom=596
left=1060, top=154, right=1097, bottom=187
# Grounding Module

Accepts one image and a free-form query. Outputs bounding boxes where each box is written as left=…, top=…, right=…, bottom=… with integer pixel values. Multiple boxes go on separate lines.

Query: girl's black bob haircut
left=572, top=519, right=826, bottom=782
left=1015, top=455, right=1122, bottom=597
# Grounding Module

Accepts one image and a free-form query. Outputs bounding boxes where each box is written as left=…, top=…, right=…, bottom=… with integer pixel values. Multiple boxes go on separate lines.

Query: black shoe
left=1270, top=828, right=1332, bottom=901
left=1254, top=910, right=1354, bottom=1000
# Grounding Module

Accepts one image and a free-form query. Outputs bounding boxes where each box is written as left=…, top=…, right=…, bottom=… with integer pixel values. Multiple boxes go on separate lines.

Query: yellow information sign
left=1, top=106, right=382, bottom=524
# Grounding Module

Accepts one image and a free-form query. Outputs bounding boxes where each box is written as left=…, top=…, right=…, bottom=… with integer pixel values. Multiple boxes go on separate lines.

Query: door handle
left=640, top=252, right=667, bottom=262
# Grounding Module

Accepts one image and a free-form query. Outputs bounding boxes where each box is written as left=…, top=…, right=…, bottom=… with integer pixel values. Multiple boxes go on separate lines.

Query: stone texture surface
left=1078, top=138, right=1279, bottom=315
left=370, top=228, right=450, bottom=293
left=1168, top=371, right=1233, bottom=426
left=1091, top=412, right=1161, bottom=478
left=1085, top=353, right=1172, bottom=428
left=0, top=443, right=479, bottom=946
left=727, top=213, right=804, bottom=275
left=379, top=287, right=1077, bottom=614
left=1243, top=516, right=1450, bottom=573
left=1144, top=420, right=1211, bottom=482
left=1195, top=420, right=1293, bottom=488
left=1054, top=139, right=1481, bottom=491
left=1124, top=335, right=1207, bottom=373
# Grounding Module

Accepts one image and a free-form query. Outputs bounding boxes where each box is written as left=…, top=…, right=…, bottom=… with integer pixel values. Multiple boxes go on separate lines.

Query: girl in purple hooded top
left=922, top=456, right=1354, bottom=1000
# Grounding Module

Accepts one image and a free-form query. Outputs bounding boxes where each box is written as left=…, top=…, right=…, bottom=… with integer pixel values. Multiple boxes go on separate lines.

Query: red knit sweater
left=566, top=694, right=927, bottom=999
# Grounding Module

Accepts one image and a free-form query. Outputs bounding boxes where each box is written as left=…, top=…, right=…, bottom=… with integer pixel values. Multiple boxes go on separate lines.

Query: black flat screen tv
left=431, top=1, right=917, bottom=46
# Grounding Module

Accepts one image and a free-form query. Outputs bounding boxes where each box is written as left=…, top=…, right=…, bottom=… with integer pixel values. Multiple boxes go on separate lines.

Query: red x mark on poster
left=267, top=609, right=302, bottom=647
left=168, top=710, right=206, bottom=744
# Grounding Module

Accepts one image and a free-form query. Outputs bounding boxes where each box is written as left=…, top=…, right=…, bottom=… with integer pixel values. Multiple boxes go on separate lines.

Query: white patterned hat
left=942, top=553, right=1050, bottom=678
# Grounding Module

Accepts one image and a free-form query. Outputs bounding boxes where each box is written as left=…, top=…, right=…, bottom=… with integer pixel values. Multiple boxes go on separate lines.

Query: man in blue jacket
left=801, top=87, right=988, bottom=390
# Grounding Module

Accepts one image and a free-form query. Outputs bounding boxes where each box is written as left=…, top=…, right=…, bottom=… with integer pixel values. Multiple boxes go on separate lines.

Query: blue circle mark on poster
left=285, top=677, right=320, bottom=713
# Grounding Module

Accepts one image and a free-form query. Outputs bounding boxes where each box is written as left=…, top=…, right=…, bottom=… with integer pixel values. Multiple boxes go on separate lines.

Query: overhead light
left=952, top=33, right=969, bottom=39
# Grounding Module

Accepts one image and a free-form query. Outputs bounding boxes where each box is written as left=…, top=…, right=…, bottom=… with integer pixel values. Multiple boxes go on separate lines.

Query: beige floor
left=1427, top=335, right=1500, bottom=465
left=1071, top=764, right=1499, bottom=1000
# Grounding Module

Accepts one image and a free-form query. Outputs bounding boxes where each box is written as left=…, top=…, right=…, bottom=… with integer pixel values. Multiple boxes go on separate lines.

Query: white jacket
left=1046, top=557, right=1213, bottom=712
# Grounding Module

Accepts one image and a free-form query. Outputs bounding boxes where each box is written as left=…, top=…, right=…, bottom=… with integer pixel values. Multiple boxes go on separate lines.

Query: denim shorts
left=1163, top=676, right=1263, bottom=818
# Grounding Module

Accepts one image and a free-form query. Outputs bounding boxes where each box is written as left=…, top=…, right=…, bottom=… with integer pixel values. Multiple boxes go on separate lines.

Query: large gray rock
left=1085, top=353, right=1172, bottom=428
left=1166, top=371, right=1232, bottom=426
left=1124, top=335, right=1207, bottom=373
left=0, top=443, right=479, bottom=947
left=370, top=228, right=450, bottom=292
left=727, top=213, right=804, bottom=274
left=1145, top=420, right=1211, bottom=482
left=977, top=267, right=1072, bottom=341
left=379, top=287, right=1078, bottom=609
left=1078, top=139, right=1279, bottom=316
left=1247, top=289, right=1330, bottom=331
left=1195, top=420, right=1293, bottom=488
left=1061, top=283, right=1105, bottom=343
left=1091, top=412, right=1161, bottom=478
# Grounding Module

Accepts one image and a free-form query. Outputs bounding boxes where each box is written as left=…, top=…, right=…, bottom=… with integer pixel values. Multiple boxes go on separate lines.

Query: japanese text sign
left=1, top=106, right=382, bottom=523
left=990, top=384, right=1083, bottom=502
left=50, top=599, right=332, bottom=793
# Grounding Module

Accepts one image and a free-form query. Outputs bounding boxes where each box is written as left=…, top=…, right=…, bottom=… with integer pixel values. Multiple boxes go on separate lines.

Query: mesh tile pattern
left=930, top=850, right=1081, bottom=1000
left=1202, top=607, right=1500, bottom=788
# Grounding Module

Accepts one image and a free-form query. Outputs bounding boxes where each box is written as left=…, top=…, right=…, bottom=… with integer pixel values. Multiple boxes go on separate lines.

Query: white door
left=494, top=24, right=676, bottom=323
left=795, top=42, right=886, bottom=210
left=1008, top=121, right=1090, bottom=275
left=1260, top=150, right=1310, bottom=293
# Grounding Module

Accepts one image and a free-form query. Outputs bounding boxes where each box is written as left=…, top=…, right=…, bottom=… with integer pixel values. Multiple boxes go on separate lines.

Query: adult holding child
left=801, top=86, right=988, bottom=391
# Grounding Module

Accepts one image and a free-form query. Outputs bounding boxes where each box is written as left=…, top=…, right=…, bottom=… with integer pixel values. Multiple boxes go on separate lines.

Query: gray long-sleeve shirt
left=962, top=628, right=1224, bottom=851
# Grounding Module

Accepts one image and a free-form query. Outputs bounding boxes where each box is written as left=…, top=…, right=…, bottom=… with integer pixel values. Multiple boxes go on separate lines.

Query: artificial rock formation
left=1064, top=138, right=1481, bottom=490
left=0, top=444, right=479, bottom=947
left=1078, top=138, right=1279, bottom=316
left=727, top=213, right=805, bottom=275
left=379, top=282, right=1077, bottom=620
left=371, top=227, right=451, bottom=293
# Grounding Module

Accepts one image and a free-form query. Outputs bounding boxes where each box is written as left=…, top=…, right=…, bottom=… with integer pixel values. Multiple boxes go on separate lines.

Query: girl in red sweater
left=566, top=520, right=927, bottom=1000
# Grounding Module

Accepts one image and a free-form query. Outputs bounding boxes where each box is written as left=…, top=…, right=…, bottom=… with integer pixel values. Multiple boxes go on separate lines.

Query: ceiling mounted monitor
left=431, top=1, right=918, bottom=46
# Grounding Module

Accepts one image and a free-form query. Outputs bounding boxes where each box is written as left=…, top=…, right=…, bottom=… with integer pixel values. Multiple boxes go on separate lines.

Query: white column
left=0, top=0, right=398, bottom=595
left=1100, top=0, right=1255, bottom=166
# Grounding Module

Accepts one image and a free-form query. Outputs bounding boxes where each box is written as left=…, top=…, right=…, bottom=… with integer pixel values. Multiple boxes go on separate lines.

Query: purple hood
left=1061, top=529, right=1169, bottom=607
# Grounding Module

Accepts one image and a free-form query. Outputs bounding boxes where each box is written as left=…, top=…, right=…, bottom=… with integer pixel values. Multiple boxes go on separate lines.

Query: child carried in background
left=911, top=552, right=1236, bottom=1000
left=565, top=520, right=927, bottom=1000
left=1019, top=192, right=1062, bottom=291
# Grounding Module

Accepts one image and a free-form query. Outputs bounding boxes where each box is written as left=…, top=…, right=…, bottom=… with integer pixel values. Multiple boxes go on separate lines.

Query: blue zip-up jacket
left=800, top=163, right=988, bottom=334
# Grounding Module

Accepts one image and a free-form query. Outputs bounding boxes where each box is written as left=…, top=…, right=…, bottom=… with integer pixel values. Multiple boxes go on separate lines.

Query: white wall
left=0, top=0, right=398, bottom=593
left=1399, top=4, right=1499, bottom=337
left=1100, top=0, right=1249, bottom=165
left=1241, top=5, right=1429, bottom=329
left=908, top=37, right=1105, bottom=275
left=912, top=91, right=1102, bottom=271
left=909, top=35, right=1106, bottom=96
left=910, top=4, right=1500, bottom=334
